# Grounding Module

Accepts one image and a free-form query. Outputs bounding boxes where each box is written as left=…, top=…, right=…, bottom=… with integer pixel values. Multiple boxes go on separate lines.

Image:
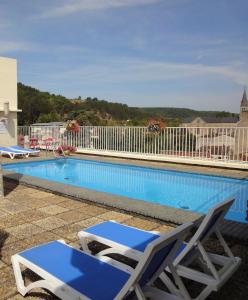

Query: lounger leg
left=134, top=284, right=146, bottom=300
left=167, top=262, right=192, bottom=300
left=159, top=272, right=181, bottom=295
left=78, top=235, right=92, bottom=254
left=11, top=255, right=52, bottom=297
left=12, top=255, right=28, bottom=295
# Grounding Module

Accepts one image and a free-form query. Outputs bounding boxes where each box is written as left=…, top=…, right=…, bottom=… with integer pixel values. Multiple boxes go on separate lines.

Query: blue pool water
left=3, top=158, right=248, bottom=223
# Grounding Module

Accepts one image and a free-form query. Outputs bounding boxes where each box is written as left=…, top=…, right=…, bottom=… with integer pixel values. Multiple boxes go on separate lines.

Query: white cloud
left=0, top=41, right=34, bottom=54
left=53, top=57, right=248, bottom=86
left=37, top=0, right=161, bottom=19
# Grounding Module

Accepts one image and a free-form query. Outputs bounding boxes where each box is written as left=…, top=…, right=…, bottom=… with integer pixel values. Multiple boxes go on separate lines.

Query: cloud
left=52, top=57, right=248, bottom=86
left=0, top=41, right=34, bottom=54
left=37, top=0, right=161, bottom=19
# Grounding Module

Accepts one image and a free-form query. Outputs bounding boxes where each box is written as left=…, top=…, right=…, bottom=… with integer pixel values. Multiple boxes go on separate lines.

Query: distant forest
left=18, top=83, right=238, bottom=126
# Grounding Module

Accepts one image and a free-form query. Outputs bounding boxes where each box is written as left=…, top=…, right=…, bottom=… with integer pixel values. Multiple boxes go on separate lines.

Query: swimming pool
left=3, top=158, right=248, bottom=223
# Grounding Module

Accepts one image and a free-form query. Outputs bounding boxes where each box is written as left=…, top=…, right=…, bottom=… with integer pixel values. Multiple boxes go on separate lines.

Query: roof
left=182, top=116, right=239, bottom=124
left=31, top=122, right=64, bottom=126
left=241, top=89, right=248, bottom=107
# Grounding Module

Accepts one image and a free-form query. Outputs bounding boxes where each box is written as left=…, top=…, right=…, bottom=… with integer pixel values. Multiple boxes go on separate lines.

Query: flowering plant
left=57, top=145, right=76, bottom=155
left=65, top=120, right=80, bottom=132
left=147, top=119, right=165, bottom=134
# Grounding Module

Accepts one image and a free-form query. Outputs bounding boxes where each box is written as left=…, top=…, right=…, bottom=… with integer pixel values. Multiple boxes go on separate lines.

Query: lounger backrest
left=174, top=198, right=234, bottom=266
left=116, top=222, right=193, bottom=299
left=197, top=198, right=234, bottom=243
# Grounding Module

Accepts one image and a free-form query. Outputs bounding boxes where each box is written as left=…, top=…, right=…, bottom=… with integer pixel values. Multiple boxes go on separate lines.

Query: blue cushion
left=19, top=241, right=130, bottom=300
left=0, top=146, right=24, bottom=153
left=85, top=221, right=160, bottom=252
left=174, top=242, right=187, bottom=258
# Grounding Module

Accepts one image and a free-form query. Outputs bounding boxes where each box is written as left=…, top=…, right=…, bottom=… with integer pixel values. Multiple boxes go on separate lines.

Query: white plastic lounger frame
left=0, top=149, right=29, bottom=159
left=12, top=223, right=193, bottom=300
left=78, top=198, right=241, bottom=300
left=167, top=198, right=241, bottom=300
left=9, top=146, right=40, bottom=156
left=79, top=221, right=159, bottom=261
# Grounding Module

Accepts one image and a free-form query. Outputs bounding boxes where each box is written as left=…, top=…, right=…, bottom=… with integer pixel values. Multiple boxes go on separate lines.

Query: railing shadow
left=2, top=176, right=23, bottom=197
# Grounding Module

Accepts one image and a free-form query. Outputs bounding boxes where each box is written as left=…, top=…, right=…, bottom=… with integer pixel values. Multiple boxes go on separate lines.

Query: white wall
left=0, top=57, right=18, bottom=146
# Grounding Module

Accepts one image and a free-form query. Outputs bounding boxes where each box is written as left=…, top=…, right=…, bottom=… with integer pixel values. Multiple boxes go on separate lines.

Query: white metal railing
left=18, top=126, right=248, bottom=165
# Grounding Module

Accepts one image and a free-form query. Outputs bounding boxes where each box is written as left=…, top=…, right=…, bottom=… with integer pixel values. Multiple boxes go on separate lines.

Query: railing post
left=0, top=160, right=4, bottom=198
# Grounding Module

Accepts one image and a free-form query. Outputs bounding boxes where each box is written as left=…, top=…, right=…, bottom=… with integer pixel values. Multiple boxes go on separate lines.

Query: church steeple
left=241, top=87, right=248, bottom=107
left=240, top=87, right=248, bottom=125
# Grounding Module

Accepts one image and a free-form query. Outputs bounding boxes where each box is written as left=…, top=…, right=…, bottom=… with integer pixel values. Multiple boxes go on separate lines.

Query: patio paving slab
left=32, top=217, right=67, bottom=231
left=77, top=204, right=108, bottom=216
left=0, top=230, right=19, bottom=246
left=57, top=199, right=89, bottom=209
left=122, top=216, right=160, bottom=231
left=74, top=216, right=105, bottom=229
left=37, top=204, right=69, bottom=216
left=0, top=214, right=28, bottom=229
left=55, top=210, right=91, bottom=224
left=0, top=209, right=8, bottom=217
left=99, top=211, right=133, bottom=222
left=1, top=240, right=29, bottom=265
left=6, top=223, right=45, bottom=239
left=0, top=260, right=7, bottom=270
left=15, top=210, right=50, bottom=222
left=24, top=232, right=64, bottom=249
left=51, top=223, right=83, bottom=242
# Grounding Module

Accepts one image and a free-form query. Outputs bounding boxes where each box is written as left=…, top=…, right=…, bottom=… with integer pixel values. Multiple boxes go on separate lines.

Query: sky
left=0, top=0, right=248, bottom=112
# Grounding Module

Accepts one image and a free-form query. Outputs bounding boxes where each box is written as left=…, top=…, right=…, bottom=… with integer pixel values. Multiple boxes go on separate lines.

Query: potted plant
left=65, top=120, right=80, bottom=132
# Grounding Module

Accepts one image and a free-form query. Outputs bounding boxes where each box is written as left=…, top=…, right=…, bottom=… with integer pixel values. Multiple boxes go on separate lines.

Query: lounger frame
left=78, top=199, right=241, bottom=300
left=79, top=220, right=159, bottom=261
left=0, top=149, right=29, bottom=159
left=9, top=145, right=40, bottom=156
left=169, top=199, right=241, bottom=300
left=12, top=223, right=192, bottom=300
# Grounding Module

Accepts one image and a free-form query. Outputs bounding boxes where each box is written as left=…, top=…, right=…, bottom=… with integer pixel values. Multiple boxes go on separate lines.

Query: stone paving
left=0, top=181, right=247, bottom=300
left=0, top=153, right=248, bottom=299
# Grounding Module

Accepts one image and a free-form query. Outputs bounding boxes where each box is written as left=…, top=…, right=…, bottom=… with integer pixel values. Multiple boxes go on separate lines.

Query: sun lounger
left=78, top=198, right=241, bottom=300
left=9, top=145, right=40, bottom=156
left=0, top=146, right=29, bottom=159
left=12, top=223, right=193, bottom=300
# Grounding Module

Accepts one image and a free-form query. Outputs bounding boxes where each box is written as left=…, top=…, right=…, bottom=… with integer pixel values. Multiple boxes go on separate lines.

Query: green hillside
left=18, top=83, right=237, bottom=126
left=139, top=107, right=218, bottom=119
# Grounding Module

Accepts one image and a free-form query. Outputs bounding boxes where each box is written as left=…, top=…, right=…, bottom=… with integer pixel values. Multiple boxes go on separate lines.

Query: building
left=0, top=57, right=21, bottom=146
left=182, top=90, right=248, bottom=159
left=238, top=88, right=248, bottom=126
left=181, top=89, right=247, bottom=128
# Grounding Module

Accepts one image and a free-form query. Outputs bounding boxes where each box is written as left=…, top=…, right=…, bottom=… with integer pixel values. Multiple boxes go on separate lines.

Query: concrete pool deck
left=0, top=152, right=248, bottom=299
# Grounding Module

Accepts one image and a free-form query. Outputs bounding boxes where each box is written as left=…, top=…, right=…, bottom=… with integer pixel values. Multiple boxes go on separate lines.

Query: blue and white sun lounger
left=78, top=199, right=241, bottom=300
left=10, top=145, right=40, bottom=156
left=12, top=223, right=192, bottom=300
left=0, top=146, right=29, bottom=159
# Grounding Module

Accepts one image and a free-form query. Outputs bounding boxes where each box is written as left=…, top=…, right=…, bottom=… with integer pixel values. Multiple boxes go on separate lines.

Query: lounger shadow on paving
left=78, top=198, right=241, bottom=300
left=12, top=223, right=193, bottom=300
